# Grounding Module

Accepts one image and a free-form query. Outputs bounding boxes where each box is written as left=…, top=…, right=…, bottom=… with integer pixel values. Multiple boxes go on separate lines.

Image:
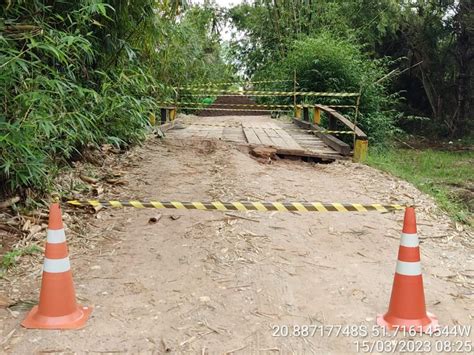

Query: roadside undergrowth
left=367, top=147, right=473, bottom=227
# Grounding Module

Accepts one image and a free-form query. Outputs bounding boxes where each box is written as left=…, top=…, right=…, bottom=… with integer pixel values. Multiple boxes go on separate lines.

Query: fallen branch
left=225, top=212, right=260, bottom=222
left=0, top=224, right=19, bottom=233
left=80, top=174, right=99, bottom=184
left=225, top=344, right=249, bottom=354
left=0, top=328, right=16, bottom=346
left=394, top=136, right=416, bottom=150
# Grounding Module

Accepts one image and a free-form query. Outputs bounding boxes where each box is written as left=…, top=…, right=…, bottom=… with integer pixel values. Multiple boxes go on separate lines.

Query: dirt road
left=1, top=115, right=472, bottom=353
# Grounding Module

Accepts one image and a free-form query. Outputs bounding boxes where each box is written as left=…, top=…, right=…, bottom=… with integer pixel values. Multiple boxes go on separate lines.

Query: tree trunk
left=453, top=0, right=473, bottom=136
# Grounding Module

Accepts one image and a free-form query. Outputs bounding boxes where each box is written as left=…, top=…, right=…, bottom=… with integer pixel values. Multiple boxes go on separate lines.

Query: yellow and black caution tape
left=158, top=101, right=294, bottom=109
left=180, top=93, right=344, bottom=98
left=157, top=101, right=357, bottom=110
left=176, top=88, right=360, bottom=98
left=174, top=123, right=355, bottom=135
left=177, top=107, right=292, bottom=113
left=179, top=80, right=292, bottom=88
left=67, top=200, right=403, bottom=212
left=296, top=104, right=358, bottom=109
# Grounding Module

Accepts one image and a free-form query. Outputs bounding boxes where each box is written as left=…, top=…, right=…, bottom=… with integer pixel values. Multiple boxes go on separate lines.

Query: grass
left=367, top=148, right=474, bottom=226
left=0, top=245, right=42, bottom=277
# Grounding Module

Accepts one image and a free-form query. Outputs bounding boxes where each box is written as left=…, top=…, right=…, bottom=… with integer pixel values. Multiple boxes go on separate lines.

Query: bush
left=254, top=32, right=398, bottom=144
left=0, top=25, right=162, bottom=192
left=0, top=1, right=230, bottom=195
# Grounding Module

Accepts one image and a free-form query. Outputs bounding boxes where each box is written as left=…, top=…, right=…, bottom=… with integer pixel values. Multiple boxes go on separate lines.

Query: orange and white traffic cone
left=377, top=207, right=438, bottom=332
left=22, top=203, right=92, bottom=329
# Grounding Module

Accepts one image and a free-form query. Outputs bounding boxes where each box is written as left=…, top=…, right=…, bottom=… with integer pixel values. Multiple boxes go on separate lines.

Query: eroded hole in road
left=249, top=146, right=336, bottom=164
left=276, top=154, right=336, bottom=164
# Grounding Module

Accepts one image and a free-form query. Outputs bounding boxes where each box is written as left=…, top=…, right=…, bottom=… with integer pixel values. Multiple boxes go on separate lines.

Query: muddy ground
left=0, top=115, right=473, bottom=354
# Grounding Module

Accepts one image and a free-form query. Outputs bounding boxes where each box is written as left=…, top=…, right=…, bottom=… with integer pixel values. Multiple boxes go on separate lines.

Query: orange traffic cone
left=22, top=203, right=92, bottom=329
left=377, top=207, right=438, bottom=332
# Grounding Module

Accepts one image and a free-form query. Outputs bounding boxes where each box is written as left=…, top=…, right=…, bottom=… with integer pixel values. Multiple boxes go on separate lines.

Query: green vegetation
left=1, top=0, right=472, bottom=225
left=367, top=148, right=474, bottom=225
left=200, top=97, right=216, bottom=105
left=225, top=1, right=473, bottom=225
left=1, top=245, right=42, bottom=275
left=251, top=33, right=397, bottom=144
left=228, top=0, right=473, bottom=138
left=1, top=1, right=232, bottom=194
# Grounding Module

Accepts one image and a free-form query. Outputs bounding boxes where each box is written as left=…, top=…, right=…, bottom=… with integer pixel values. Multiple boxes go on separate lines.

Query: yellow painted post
left=313, top=107, right=321, bottom=125
left=149, top=112, right=156, bottom=126
left=353, top=138, right=368, bottom=163
left=295, top=105, right=302, bottom=119
left=293, top=70, right=297, bottom=109
left=170, top=108, right=176, bottom=121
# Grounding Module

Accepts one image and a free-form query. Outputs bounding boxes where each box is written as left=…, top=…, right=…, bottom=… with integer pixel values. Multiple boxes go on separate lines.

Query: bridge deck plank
left=166, top=115, right=345, bottom=160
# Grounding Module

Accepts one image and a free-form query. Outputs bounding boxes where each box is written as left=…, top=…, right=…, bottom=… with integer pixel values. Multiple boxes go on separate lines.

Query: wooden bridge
left=158, top=83, right=368, bottom=162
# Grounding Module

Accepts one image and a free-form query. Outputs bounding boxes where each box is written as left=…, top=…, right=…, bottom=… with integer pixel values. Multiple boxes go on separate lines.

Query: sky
left=193, top=0, right=244, bottom=40
left=193, top=0, right=242, bottom=9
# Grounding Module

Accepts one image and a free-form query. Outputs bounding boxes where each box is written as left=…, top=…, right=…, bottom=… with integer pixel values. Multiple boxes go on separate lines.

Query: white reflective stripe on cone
left=396, top=261, right=422, bottom=276
left=47, top=229, right=66, bottom=244
left=43, top=257, right=71, bottom=273
left=400, top=233, right=419, bottom=248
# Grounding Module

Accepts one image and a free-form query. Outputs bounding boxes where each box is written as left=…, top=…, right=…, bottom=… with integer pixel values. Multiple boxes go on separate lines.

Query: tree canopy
left=0, top=0, right=472, bottom=194
left=0, top=0, right=232, bottom=191
left=227, top=0, right=473, bottom=136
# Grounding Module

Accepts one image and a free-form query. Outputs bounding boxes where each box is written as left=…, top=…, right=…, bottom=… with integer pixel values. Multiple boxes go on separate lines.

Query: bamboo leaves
left=1, top=0, right=231, bottom=193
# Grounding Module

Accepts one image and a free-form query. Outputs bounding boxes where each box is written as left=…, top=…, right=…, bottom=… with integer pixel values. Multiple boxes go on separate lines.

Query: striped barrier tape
left=173, top=123, right=355, bottom=135
left=158, top=101, right=294, bottom=109
left=67, top=200, right=403, bottom=212
left=176, top=89, right=360, bottom=98
left=303, top=105, right=357, bottom=109
left=179, top=93, right=358, bottom=98
left=157, top=101, right=357, bottom=110
left=177, top=107, right=292, bottom=113
left=179, top=80, right=292, bottom=88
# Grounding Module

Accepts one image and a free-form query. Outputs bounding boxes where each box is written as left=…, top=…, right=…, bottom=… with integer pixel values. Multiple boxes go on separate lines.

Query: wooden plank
left=317, top=134, right=351, bottom=156
left=274, top=128, right=304, bottom=150
left=300, top=145, right=332, bottom=150
left=297, top=141, right=327, bottom=144
left=316, top=105, right=367, bottom=138
left=243, top=128, right=261, bottom=144
left=296, top=142, right=340, bottom=152
left=243, top=121, right=304, bottom=150
left=266, top=129, right=287, bottom=147
left=253, top=127, right=274, bottom=146
left=223, top=127, right=246, bottom=143
left=264, top=128, right=279, bottom=138
left=292, top=118, right=351, bottom=155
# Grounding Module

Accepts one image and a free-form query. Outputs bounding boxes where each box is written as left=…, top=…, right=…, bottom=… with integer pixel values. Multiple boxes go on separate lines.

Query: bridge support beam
left=303, top=107, right=310, bottom=122
left=160, top=108, right=167, bottom=124
left=328, top=115, right=337, bottom=131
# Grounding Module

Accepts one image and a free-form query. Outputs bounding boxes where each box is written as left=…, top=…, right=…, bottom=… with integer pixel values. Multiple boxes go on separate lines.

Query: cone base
left=21, top=305, right=92, bottom=330
left=376, top=311, right=438, bottom=333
